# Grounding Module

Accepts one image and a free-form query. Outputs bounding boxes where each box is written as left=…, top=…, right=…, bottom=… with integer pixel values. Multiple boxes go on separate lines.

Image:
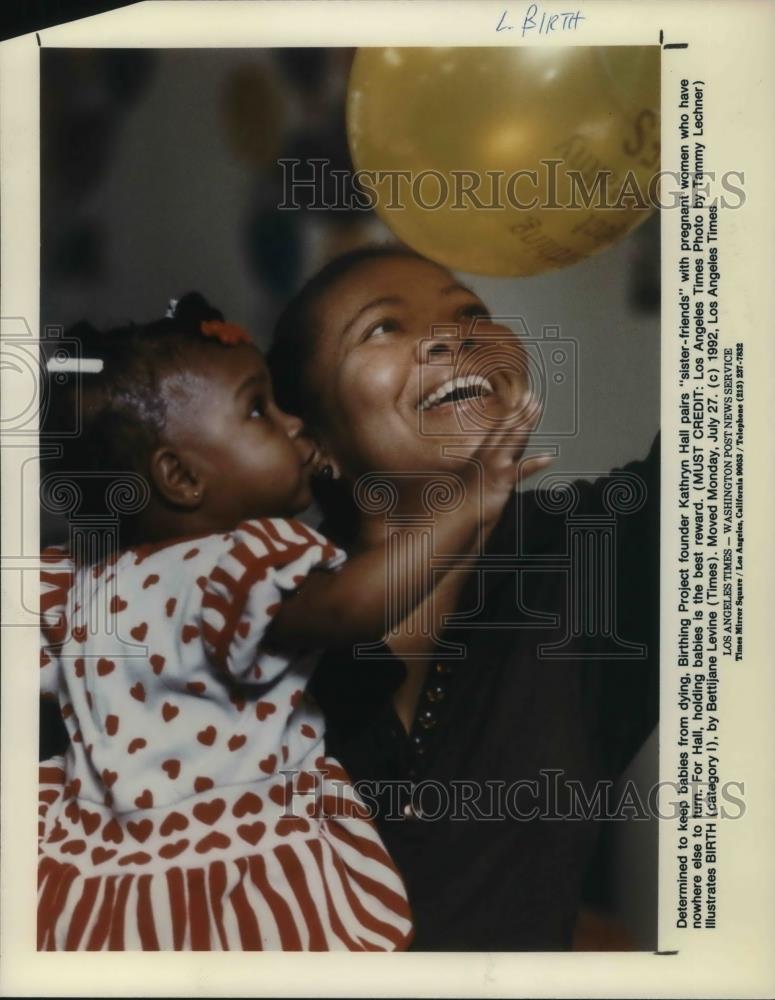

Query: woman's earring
left=316, top=464, right=334, bottom=480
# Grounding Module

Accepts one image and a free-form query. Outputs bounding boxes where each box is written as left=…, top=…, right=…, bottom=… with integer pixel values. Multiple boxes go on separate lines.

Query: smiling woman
left=270, top=247, right=534, bottom=481
left=268, top=244, right=660, bottom=951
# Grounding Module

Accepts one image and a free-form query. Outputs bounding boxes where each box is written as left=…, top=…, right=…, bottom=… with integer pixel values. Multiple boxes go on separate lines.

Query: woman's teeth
left=419, top=375, right=495, bottom=411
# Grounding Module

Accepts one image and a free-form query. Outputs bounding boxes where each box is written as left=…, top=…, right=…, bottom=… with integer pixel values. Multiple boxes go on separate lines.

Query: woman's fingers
left=483, top=396, right=541, bottom=458
left=460, top=391, right=548, bottom=497
left=486, top=452, right=552, bottom=490
left=523, top=392, right=543, bottom=433
left=485, top=392, right=542, bottom=444
left=515, top=454, right=554, bottom=484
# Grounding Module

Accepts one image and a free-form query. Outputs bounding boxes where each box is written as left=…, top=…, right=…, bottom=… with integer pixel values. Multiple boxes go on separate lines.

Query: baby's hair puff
left=43, top=292, right=251, bottom=546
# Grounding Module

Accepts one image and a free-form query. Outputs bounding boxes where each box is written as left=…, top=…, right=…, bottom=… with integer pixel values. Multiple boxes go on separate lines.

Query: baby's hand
left=463, top=393, right=552, bottom=527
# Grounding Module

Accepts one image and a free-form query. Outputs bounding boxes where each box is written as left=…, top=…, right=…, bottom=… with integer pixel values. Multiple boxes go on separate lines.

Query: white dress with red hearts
left=38, top=518, right=413, bottom=951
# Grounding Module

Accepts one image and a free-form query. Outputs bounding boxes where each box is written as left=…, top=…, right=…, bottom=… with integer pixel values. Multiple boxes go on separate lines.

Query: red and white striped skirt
left=38, top=758, right=413, bottom=951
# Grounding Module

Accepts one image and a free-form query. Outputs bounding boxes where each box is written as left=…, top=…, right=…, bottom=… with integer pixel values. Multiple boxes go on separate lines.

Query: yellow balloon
left=347, top=47, right=660, bottom=276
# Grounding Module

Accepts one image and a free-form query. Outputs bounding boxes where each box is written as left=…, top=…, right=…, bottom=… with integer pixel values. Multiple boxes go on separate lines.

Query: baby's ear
left=149, top=446, right=204, bottom=508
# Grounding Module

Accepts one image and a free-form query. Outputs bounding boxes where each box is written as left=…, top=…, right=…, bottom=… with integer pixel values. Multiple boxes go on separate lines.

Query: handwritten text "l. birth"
left=496, top=5, right=586, bottom=36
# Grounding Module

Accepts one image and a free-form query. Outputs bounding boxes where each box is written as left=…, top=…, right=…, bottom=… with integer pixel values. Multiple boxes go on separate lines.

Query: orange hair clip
left=199, top=319, right=252, bottom=346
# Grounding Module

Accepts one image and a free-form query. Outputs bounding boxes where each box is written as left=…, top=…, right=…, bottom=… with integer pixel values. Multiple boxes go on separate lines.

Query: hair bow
left=199, top=320, right=252, bottom=346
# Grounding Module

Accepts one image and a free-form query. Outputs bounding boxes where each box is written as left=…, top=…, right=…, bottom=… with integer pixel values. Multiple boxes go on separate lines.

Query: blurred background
left=40, top=47, right=660, bottom=950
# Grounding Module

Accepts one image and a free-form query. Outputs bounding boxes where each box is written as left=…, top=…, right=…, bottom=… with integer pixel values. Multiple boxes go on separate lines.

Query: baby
left=38, top=291, right=527, bottom=951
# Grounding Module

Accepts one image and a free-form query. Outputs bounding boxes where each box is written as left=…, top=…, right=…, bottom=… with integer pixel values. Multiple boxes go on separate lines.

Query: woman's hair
left=43, top=292, right=228, bottom=542
left=267, top=243, right=423, bottom=425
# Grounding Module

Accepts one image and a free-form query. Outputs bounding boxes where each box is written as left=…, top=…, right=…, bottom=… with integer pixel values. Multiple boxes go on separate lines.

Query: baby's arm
left=39, top=547, right=73, bottom=696
left=264, top=524, right=464, bottom=649
left=266, top=422, right=550, bottom=650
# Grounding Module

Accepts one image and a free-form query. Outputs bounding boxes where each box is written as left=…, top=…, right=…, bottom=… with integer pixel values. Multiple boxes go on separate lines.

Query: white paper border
left=2, top=2, right=774, bottom=996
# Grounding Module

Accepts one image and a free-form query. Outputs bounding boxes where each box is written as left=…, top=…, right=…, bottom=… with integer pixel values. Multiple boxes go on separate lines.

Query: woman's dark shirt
left=310, top=435, right=660, bottom=951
